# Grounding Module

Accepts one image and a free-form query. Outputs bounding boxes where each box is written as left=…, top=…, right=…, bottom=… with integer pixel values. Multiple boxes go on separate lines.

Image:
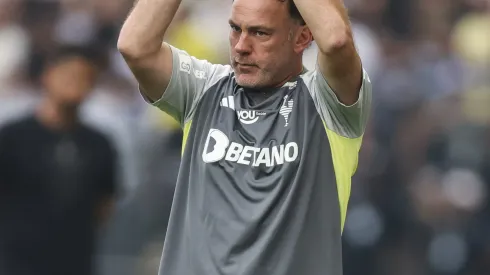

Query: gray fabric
left=301, top=64, right=372, bottom=138
left=146, top=46, right=372, bottom=275
left=152, top=44, right=232, bottom=126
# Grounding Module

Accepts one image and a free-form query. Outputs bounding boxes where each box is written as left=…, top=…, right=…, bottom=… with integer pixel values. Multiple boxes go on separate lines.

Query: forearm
left=118, top=0, right=182, bottom=58
left=293, top=0, right=353, bottom=54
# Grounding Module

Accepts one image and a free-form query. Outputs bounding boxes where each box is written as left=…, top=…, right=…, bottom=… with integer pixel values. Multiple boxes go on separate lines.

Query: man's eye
left=255, top=31, right=267, bottom=36
left=230, top=25, right=241, bottom=32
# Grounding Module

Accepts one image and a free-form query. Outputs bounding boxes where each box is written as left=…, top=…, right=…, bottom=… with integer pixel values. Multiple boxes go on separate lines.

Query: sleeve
left=301, top=64, right=372, bottom=138
left=142, top=44, right=232, bottom=126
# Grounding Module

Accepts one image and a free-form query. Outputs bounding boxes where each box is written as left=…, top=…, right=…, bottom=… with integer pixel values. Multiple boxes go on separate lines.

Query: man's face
left=44, top=57, right=97, bottom=108
left=229, top=0, right=306, bottom=88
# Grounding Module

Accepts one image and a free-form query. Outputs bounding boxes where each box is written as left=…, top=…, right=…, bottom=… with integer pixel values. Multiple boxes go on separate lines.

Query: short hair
left=232, top=0, right=306, bottom=25
left=284, top=0, right=306, bottom=25
left=45, top=45, right=107, bottom=72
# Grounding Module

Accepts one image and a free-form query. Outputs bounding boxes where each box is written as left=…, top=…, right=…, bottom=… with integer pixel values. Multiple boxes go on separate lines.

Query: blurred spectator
left=0, top=45, right=117, bottom=275
left=0, top=0, right=29, bottom=91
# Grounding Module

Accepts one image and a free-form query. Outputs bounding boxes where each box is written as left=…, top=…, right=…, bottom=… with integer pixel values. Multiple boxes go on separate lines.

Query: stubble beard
left=232, top=64, right=277, bottom=89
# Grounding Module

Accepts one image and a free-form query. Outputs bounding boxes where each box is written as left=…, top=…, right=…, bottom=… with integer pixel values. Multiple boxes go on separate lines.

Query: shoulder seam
left=299, top=71, right=366, bottom=139
left=183, top=69, right=233, bottom=125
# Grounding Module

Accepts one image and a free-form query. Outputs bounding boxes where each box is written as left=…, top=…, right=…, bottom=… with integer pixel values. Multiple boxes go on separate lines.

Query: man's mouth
left=236, top=62, right=256, bottom=68
left=234, top=58, right=256, bottom=67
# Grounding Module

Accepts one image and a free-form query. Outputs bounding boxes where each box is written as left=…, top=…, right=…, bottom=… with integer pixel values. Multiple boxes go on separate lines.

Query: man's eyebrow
left=228, top=19, right=239, bottom=27
left=228, top=19, right=274, bottom=32
left=248, top=25, right=274, bottom=33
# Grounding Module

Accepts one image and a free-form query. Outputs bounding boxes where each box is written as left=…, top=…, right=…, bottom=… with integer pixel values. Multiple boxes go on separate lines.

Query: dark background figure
left=0, top=45, right=117, bottom=275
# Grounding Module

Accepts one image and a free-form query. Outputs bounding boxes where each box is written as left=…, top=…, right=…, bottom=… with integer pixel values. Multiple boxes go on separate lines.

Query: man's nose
left=234, top=33, right=252, bottom=55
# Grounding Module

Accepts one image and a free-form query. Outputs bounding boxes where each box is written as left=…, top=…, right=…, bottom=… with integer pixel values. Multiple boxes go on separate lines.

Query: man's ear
left=294, top=26, right=313, bottom=54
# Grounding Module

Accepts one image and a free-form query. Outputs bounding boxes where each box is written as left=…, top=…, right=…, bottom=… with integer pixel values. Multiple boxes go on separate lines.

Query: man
left=118, top=0, right=372, bottom=274
left=0, top=46, right=117, bottom=275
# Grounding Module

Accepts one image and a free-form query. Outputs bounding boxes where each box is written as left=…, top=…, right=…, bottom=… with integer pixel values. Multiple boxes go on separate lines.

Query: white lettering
left=238, top=146, right=254, bottom=165
left=225, top=142, right=243, bottom=162
left=202, top=129, right=229, bottom=163
left=285, top=143, right=298, bottom=162
left=179, top=53, right=192, bottom=74
left=194, top=70, right=206, bottom=79
left=237, top=110, right=259, bottom=124
left=250, top=147, right=261, bottom=166
left=238, top=110, right=256, bottom=120
left=203, top=129, right=299, bottom=166
left=254, top=148, right=271, bottom=167
left=271, top=145, right=285, bottom=166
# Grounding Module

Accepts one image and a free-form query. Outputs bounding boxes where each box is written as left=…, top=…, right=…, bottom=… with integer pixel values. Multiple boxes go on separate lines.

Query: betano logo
left=202, top=129, right=298, bottom=167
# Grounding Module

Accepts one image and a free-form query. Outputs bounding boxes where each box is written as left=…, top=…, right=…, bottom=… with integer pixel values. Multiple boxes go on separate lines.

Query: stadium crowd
left=0, top=0, right=489, bottom=274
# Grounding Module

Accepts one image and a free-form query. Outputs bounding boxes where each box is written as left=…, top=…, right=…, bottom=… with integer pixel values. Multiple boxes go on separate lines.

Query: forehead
left=231, top=0, right=290, bottom=26
left=55, top=57, right=95, bottom=69
left=48, top=57, right=97, bottom=77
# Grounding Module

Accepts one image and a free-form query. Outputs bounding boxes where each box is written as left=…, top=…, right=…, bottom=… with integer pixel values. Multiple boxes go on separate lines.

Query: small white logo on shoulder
left=194, top=70, right=206, bottom=79
left=179, top=53, right=192, bottom=74
left=179, top=53, right=208, bottom=79
left=280, top=95, right=294, bottom=127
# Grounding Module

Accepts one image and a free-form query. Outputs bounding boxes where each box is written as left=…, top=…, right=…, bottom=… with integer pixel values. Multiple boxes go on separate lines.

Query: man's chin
left=235, top=74, right=262, bottom=88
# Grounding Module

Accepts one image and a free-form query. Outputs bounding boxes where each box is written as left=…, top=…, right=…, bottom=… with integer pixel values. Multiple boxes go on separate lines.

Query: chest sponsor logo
left=220, top=96, right=266, bottom=125
left=236, top=110, right=266, bottom=124
left=202, top=128, right=299, bottom=167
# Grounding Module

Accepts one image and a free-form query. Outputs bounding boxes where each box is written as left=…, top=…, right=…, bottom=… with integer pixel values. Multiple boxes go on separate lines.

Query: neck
left=36, top=98, right=79, bottom=131
left=274, top=62, right=304, bottom=88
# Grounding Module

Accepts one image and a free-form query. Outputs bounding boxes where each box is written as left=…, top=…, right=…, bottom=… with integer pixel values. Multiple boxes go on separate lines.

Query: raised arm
left=117, top=0, right=182, bottom=102
left=293, top=0, right=362, bottom=105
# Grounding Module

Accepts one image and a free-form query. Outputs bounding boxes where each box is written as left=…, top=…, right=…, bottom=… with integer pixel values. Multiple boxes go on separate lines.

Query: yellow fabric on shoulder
left=149, top=108, right=180, bottom=130
left=182, top=120, right=193, bottom=155
left=324, top=125, right=363, bottom=232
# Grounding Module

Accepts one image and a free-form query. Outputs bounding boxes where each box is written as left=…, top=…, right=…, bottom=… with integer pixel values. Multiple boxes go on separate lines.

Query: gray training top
left=144, top=44, right=372, bottom=275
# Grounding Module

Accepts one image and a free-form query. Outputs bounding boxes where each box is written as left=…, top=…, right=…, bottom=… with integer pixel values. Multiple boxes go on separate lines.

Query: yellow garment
left=452, top=13, right=490, bottom=65
left=324, top=126, right=363, bottom=231
left=153, top=23, right=221, bottom=130
left=168, top=23, right=220, bottom=63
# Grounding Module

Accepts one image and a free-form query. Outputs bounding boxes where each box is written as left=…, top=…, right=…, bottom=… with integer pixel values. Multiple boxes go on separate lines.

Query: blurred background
left=0, top=0, right=489, bottom=274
